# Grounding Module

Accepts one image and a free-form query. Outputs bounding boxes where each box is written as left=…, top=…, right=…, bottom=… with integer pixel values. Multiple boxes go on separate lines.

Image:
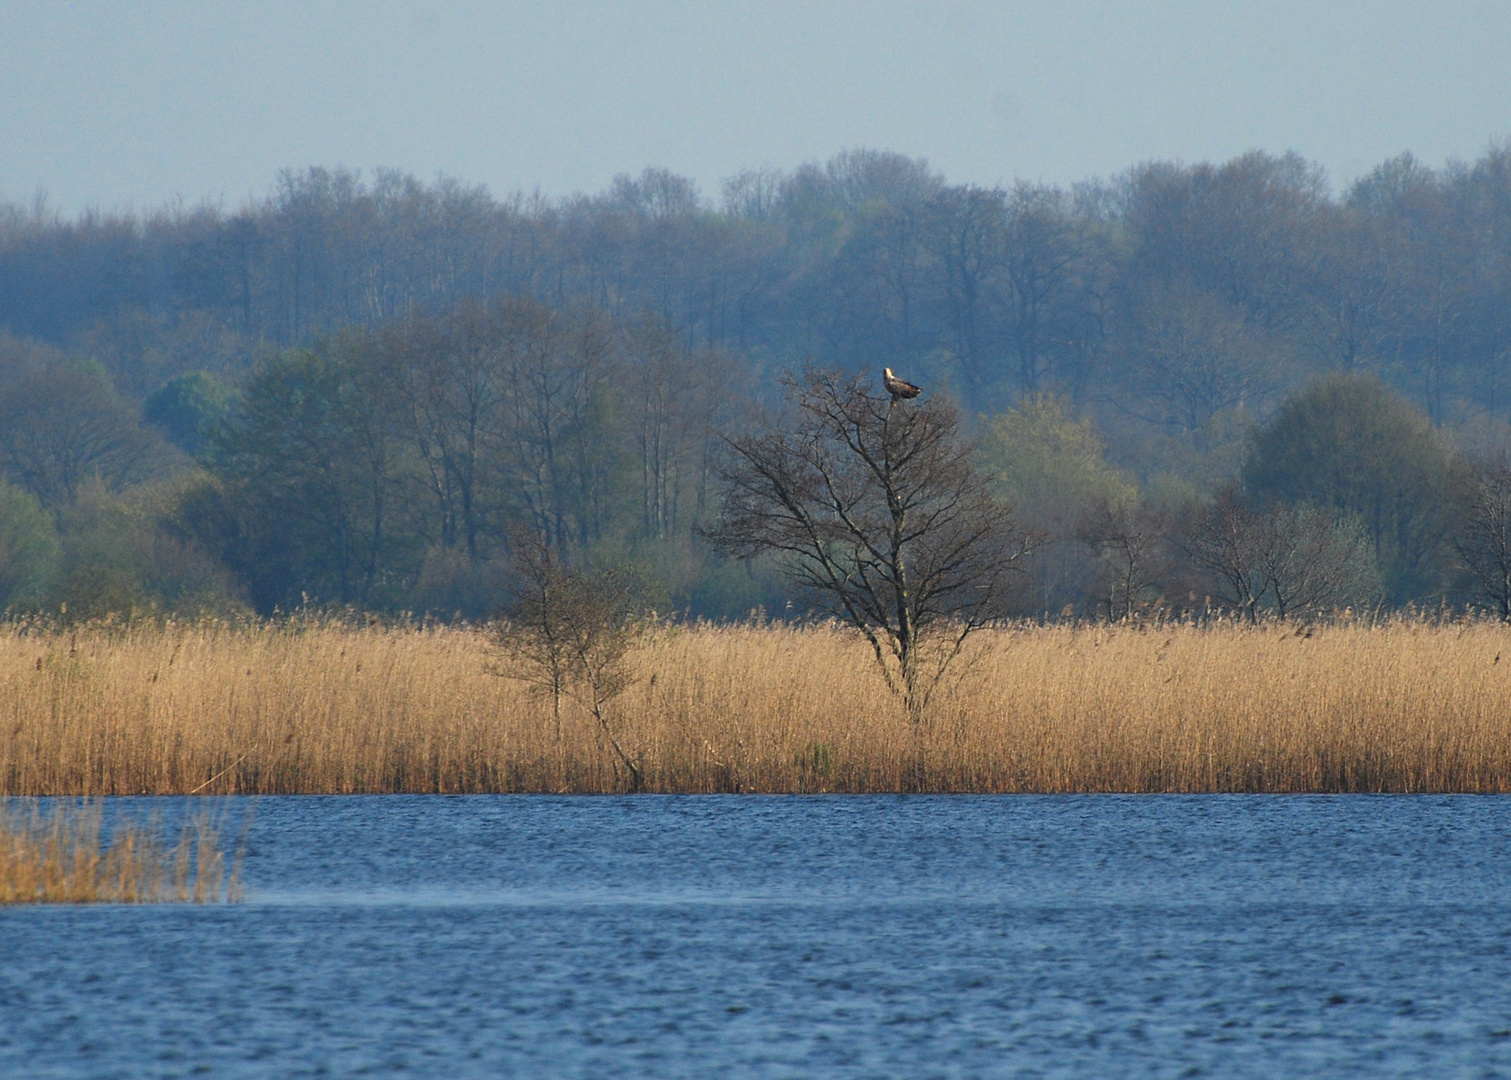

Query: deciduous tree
left=493, top=532, right=647, bottom=790
left=709, top=369, right=1030, bottom=717
left=1456, top=463, right=1511, bottom=619
left=1244, top=373, right=1470, bottom=603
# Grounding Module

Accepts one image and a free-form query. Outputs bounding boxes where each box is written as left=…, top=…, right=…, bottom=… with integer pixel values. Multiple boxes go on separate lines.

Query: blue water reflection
left=3, top=795, right=1510, bottom=1077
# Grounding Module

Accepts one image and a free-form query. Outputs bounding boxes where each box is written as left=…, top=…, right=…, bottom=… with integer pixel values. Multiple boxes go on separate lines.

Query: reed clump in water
left=1, top=615, right=1510, bottom=794
left=0, top=799, right=244, bottom=903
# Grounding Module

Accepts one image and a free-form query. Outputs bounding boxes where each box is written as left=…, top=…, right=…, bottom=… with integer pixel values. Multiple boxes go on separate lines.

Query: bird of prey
left=883, top=368, right=922, bottom=401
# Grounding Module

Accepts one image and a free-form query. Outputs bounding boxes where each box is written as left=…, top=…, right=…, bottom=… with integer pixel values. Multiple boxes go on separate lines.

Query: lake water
left=4, top=795, right=1511, bottom=1078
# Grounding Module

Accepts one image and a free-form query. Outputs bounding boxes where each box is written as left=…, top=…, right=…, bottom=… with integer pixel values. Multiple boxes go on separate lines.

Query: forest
left=1, top=145, right=1510, bottom=622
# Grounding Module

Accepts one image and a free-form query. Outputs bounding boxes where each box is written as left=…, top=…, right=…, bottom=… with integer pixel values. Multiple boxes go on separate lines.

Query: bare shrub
left=492, top=537, right=648, bottom=790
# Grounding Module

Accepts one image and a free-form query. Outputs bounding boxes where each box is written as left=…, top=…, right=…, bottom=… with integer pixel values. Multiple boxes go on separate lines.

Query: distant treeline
left=1, top=147, right=1510, bottom=620
left=7, top=148, right=1511, bottom=430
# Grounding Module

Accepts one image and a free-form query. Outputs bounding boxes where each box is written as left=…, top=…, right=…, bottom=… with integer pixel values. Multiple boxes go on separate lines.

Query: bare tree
left=493, top=534, right=646, bottom=790
left=708, top=369, right=1030, bottom=718
left=0, top=364, right=168, bottom=508
left=1182, top=486, right=1378, bottom=621
left=928, top=185, right=1006, bottom=397
left=1001, top=183, right=1082, bottom=396
left=1457, top=464, right=1511, bottom=619
left=619, top=318, right=738, bottom=540
left=1181, top=487, right=1268, bottom=622
left=381, top=301, right=504, bottom=559
left=1257, top=503, right=1377, bottom=617
left=1123, top=281, right=1280, bottom=435
left=1078, top=498, right=1168, bottom=622
left=489, top=300, right=620, bottom=555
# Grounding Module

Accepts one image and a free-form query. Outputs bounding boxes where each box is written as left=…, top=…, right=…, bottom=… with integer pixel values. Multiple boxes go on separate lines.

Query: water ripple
left=3, top=795, right=1510, bottom=1077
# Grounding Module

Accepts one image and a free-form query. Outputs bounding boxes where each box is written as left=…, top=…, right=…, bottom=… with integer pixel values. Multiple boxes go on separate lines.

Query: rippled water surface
left=5, top=795, right=1511, bottom=1078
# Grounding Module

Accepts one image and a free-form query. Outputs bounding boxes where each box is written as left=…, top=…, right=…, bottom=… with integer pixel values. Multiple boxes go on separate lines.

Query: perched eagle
left=883, top=368, right=922, bottom=401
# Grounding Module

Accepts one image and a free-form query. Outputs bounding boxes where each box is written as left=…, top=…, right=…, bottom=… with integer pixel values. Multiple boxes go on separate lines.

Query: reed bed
left=0, top=617, right=1509, bottom=794
left=0, top=798, right=244, bottom=903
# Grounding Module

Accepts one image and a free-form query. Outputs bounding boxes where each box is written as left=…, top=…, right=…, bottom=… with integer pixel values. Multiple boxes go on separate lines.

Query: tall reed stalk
left=0, top=798, right=245, bottom=903
left=0, top=615, right=1509, bottom=794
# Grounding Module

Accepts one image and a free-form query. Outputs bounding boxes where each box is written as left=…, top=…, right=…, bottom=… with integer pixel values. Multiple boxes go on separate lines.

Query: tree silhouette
left=709, top=369, right=1030, bottom=718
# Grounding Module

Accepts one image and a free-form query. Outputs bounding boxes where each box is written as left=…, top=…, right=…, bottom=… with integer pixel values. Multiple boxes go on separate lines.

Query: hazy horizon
left=4, top=1, right=1510, bottom=216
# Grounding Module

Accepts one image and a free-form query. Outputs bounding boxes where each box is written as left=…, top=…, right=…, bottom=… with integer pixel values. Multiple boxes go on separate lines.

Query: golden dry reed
left=1, top=616, right=1510, bottom=795
left=1, top=799, right=244, bottom=903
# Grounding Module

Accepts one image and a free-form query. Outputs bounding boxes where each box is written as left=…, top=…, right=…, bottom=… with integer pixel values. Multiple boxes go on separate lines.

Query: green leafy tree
left=1243, top=374, right=1468, bottom=603
left=0, top=478, right=60, bottom=609
left=58, top=479, right=247, bottom=620
left=0, top=361, right=168, bottom=508
left=143, top=371, right=238, bottom=459
left=978, top=393, right=1138, bottom=616
left=979, top=393, right=1135, bottom=529
left=203, top=336, right=413, bottom=610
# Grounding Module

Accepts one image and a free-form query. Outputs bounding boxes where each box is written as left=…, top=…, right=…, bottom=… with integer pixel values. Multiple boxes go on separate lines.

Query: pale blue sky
left=3, top=0, right=1509, bottom=214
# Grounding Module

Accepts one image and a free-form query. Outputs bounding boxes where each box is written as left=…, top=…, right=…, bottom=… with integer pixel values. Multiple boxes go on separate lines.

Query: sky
left=3, top=0, right=1510, bottom=215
